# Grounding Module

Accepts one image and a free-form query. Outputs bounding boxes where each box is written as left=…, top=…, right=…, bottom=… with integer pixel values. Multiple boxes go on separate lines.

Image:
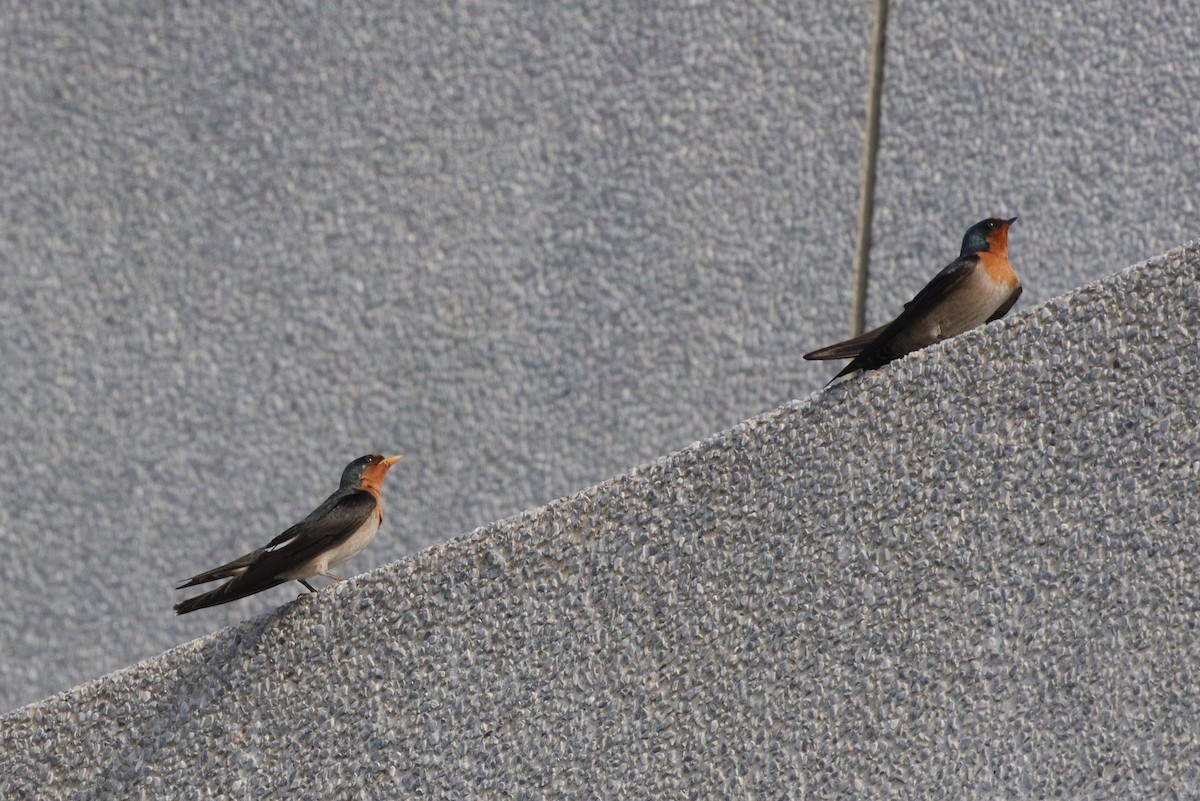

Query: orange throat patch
left=358, top=462, right=396, bottom=499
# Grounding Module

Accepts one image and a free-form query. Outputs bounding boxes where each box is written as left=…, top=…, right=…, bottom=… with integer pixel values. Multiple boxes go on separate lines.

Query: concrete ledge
left=3, top=243, right=1198, bottom=796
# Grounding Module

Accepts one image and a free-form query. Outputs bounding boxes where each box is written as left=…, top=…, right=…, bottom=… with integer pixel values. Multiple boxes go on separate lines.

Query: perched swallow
left=806, top=216, right=1021, bottom=382
left=174, top=453, right=402, bottom=615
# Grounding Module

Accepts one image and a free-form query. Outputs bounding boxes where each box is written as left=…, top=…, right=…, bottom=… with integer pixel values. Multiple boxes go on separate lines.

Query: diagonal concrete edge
left=3, top=243, right=1199, bottom=797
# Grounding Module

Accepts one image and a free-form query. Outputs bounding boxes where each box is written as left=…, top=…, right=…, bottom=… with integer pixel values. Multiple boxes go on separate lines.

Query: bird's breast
left=977, top=250, right=1020, bottom=291
left=323, top=513, right=382, bottom=569
left=909, top=264, right=1019, bottom=345
left=278, top=513, right=382, bottom=580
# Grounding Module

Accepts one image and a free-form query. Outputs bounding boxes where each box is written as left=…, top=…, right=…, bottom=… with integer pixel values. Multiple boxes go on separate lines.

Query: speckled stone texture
left=3, top=245, right=1197, bottom=798
left=0, top=0, right=871, bottom=711
left=867, top=0, right=1200, bottom=317
left=3, top=0, right=1198, bottom=717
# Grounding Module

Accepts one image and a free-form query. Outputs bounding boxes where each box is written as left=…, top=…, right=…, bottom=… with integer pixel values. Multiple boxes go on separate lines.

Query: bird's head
left=960, top=216, right=1017, bottom=257
left=340, top=453, right=403, bottom=490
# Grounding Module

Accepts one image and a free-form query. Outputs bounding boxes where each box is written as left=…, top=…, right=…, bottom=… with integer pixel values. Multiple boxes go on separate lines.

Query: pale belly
left=910, top=270, right=1015, bottom=344
left=279, top=515, right=381, bottom=580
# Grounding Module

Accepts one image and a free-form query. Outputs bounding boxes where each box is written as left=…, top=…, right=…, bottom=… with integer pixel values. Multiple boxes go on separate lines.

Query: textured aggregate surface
left=0, top=0, right=1197, bottom=720
left=867, top=0, right=1200, bottom=321
left=0, top=0, right=870, bottom=711
left=2, top=245, right=1198, bottom=798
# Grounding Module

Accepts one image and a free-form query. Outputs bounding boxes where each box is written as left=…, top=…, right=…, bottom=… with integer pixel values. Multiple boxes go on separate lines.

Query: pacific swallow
left=805, top=216, right=1021, bottom=382
left=174, top=453, right=402, bottom=615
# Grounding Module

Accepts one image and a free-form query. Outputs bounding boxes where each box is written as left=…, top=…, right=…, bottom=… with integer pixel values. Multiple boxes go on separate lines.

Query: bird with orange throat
left=175, top=454, right=402, bottom=614
left=806, top=217, right=1021, bottom=383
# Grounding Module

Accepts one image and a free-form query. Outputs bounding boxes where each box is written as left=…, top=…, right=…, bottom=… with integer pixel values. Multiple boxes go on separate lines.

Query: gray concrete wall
left=865, top=0, right=1200, bottom=316
left=0, top=0, right=1197, bottom=730
left=2, top=244, right=1197, bottom=797
left=0, top=0, right=870, bottom=711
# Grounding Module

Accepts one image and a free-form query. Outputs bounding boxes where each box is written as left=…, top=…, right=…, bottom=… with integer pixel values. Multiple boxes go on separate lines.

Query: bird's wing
left=175, top=548, right=265, bottom=589
left=174, top=488, right=358, bottom=589
left=986, top=284, right=1022, bottom=322
left=175, top=488, right=377, bottom=597
left=232, top=490, right=378, bottom=584
left=175, top=490, right=379, bottom=612
left=258, top=485, right=359, bottom=550
left=835, top=255, right=979, bottom=377
left=804, top=321, right=892, bottom=360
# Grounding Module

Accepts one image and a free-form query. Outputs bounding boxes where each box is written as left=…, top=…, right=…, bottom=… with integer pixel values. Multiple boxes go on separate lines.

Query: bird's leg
left=318, top=572, right=345, bottom=582
left=299, top=579, right=319, bottom=593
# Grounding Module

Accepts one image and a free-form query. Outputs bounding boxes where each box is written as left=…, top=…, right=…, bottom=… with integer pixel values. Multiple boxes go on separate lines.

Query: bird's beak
left=1005, top=216, right=1018, bottom=226
left=382, top=455, right=403, bottom=467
